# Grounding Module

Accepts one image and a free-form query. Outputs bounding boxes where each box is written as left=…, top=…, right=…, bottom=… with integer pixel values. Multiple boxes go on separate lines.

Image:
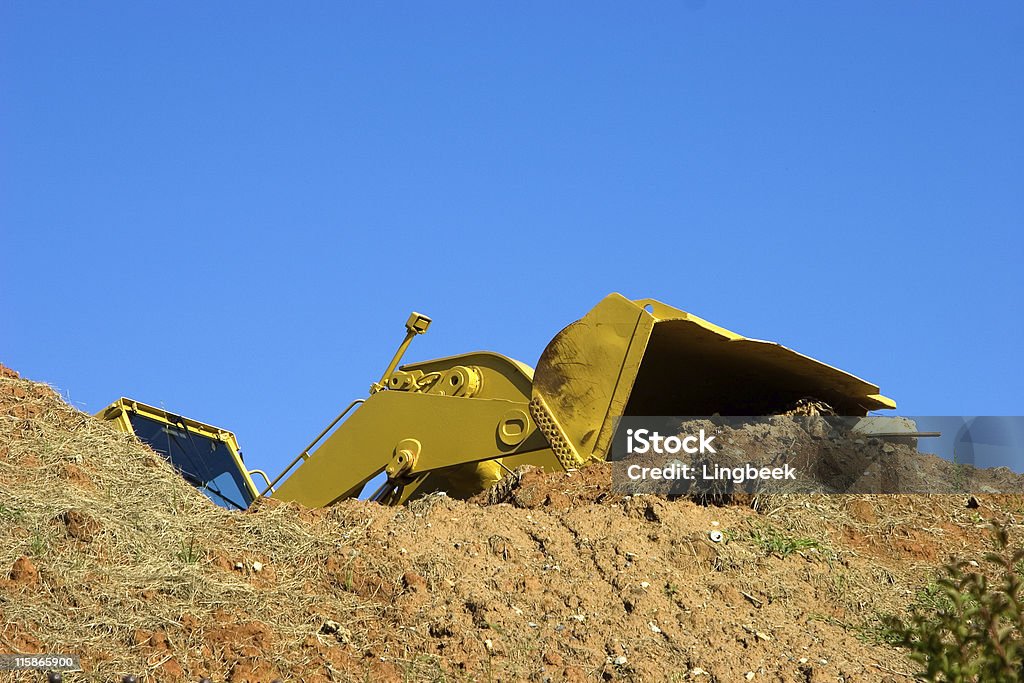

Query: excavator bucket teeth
left=530, top=293, right=895, bottom=466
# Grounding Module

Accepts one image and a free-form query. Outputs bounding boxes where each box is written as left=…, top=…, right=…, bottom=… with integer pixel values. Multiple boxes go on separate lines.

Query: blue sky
left=2, top=3, right=1022, bottom=480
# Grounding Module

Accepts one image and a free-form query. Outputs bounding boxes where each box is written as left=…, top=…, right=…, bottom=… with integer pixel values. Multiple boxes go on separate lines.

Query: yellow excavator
left=97, top=293, right=895, bottom=509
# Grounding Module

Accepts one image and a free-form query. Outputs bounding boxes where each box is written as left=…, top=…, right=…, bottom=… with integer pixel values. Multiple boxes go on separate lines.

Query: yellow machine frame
left=99, top=293, right=896, bottom=509
left=98, top=398, right=267, bottom=504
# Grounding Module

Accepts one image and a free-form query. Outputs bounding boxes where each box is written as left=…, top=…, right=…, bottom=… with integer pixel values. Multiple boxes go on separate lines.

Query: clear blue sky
left=3, top=3, right=1022, bottom=480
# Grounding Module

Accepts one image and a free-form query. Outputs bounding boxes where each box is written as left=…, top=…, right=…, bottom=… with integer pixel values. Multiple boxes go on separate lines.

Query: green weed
left=748, top=525, right=821, bottom=558
left=885, top=523, right=1024, bottom=682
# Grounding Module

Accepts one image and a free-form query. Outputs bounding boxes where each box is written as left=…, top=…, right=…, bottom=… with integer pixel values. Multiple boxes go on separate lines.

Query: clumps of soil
left=620, top=415, right=1024, bottom=498
left=472, top=461, right=617, bottom=508
left=2, top=363, right=1023, bottom=682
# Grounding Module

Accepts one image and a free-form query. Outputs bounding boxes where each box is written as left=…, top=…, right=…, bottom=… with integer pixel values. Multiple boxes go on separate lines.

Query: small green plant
left=811, top=612, right=905, bottom=646
left=824, top=568, right=853, bottom=603
left=176, top=535, right=201, bottom=564
left=29, top=530, right=48, bottom=557
left=949, top=450, right=971, bottom=493
left=0, top=503, right=24, bottom=521
left=749, top=525, right=820, bottom=558
left=344, top=568, right=354, bottom=592
left=854, top=618, right=905, bottom=646
left=912, top=581, right=957, bottom=614
left=885, top=523, right=1024, bottom=682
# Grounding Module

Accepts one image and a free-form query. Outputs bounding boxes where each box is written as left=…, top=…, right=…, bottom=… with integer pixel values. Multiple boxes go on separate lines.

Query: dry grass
left=0, top=375, right=385, bottom=681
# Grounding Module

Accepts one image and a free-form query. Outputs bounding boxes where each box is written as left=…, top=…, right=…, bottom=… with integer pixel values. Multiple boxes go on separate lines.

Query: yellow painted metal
left=97, top=292, right=896, bottom=508
left=99, top=399, right=136, bottom=435
left=96, top=398, right=260, bottom=503
left=261, top=398, right=365, bottom=495
left=273, top=351, right=561, bottom=506
left=97, top=398, right=245, bottom=452
left=370, top=312, right=432, bottom=394
left=530, top=293, right=896, bottom=466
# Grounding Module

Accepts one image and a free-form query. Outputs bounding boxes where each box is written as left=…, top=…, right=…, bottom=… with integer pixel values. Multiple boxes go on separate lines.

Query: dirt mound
left=2, top=364, right=1023, bottom=682
left=617, top=415, right=1024, bottom=498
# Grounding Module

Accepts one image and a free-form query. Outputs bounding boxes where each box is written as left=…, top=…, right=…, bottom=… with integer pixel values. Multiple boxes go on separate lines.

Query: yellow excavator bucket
left=529, top=293, right=895, bottom=470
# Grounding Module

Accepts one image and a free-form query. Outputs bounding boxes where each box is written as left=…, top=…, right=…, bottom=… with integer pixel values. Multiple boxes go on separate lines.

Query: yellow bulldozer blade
left=529, top=293, right=895, bottom=470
